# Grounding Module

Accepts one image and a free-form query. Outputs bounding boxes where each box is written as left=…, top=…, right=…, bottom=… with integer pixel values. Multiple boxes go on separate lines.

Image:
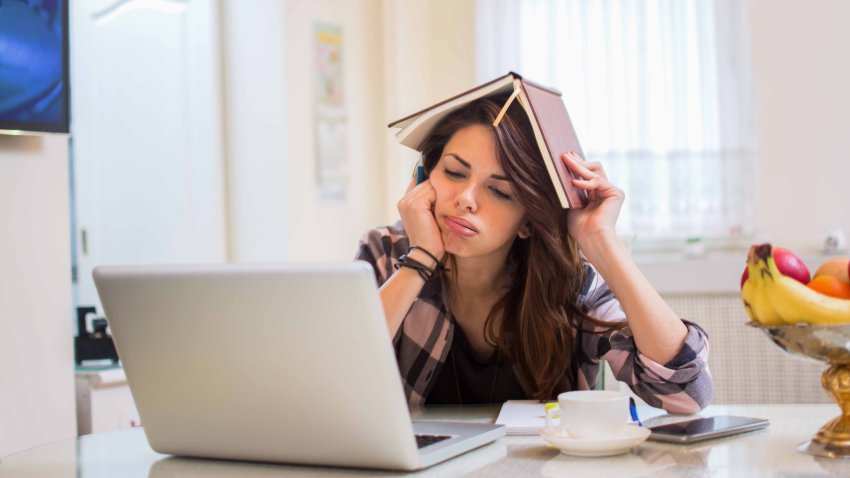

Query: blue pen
left=416, top=164, right=425, bottom=184
left=629, top=397, right=643, bottom=427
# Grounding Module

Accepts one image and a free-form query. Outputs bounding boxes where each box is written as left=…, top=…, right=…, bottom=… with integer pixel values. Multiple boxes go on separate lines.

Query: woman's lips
left=443, top=216, right=478, bottom=237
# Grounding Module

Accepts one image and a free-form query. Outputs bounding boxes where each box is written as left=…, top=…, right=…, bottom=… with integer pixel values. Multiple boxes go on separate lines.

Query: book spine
left=516, top=88, right=571, bottom=208
left=518, top=80, right=588, bottom=208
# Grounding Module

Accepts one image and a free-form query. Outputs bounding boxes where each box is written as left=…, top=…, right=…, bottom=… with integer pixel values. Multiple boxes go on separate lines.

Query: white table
left=2, top=404, right=848, bottom=477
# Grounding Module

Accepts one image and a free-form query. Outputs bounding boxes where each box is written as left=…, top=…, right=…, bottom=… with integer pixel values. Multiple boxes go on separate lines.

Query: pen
left=411, top=160, right=426, bottom=185
left=629, top=397, right=643, bottom=427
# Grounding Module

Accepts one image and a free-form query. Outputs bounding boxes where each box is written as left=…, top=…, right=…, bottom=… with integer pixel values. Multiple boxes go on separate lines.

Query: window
left=476, top=0, right=755, bottom=241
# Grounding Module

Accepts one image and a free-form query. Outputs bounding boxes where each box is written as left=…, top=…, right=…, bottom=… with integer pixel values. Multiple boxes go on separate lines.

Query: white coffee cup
left=544, top=390, right=629, bottom=439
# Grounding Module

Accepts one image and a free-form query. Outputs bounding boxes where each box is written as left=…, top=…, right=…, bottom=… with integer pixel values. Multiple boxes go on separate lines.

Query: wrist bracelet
left=394, top=254, right=435, bottom=282
left=408, top=245, right=446, bottom=271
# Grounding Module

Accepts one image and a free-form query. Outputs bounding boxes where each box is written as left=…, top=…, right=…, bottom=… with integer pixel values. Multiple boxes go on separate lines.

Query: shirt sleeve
left=577, top=265, right=714, bottom=415
left=353, top=222, right=410, bottom=288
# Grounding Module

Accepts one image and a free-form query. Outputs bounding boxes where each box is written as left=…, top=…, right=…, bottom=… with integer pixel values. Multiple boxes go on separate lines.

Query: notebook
left=388, top=71, right=588, bottom=209
left=93, top=262, right=505, bottom=470
left=494, top=400, right=548, bottom=436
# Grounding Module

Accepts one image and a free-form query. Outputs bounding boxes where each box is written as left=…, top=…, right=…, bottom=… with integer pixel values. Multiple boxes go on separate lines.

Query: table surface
left=2, top=404, right=850, bottom=478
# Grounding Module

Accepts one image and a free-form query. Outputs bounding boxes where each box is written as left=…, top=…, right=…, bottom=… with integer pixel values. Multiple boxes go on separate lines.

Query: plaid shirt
left=356, top=223, right=713, bottom=414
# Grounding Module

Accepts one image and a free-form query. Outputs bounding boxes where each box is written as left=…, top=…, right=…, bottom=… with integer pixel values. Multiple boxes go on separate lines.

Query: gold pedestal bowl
left=749, top=322, right=850, bottom=458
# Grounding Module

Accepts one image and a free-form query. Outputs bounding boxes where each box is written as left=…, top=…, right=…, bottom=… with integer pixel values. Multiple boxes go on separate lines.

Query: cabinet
left=75, top=367, right=140, bottom=436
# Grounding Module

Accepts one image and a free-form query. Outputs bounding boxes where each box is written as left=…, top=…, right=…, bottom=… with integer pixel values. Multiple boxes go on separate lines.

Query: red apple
left=741, top=246, right=811, bottom=288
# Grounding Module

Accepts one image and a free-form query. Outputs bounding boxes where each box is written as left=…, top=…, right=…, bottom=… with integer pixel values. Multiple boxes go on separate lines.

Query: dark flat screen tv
left=0, top=0, right=69, bottom=135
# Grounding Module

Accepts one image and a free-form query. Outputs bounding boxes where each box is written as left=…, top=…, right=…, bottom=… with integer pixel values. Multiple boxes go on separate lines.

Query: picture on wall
left=313, top=23, right=348, bottom=201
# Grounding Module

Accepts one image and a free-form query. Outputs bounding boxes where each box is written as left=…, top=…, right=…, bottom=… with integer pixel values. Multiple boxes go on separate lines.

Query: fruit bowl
left=748, top=322, right=850, bottom=458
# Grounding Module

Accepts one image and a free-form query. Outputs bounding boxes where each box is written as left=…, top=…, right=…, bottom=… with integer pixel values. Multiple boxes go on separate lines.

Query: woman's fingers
left=398, top=179, right=435, bottom=213
left=571, top=176, right=602, bottom=189
left=401, top=178, right=429, bottom=202
left=568, top=157, right=624, bottom=204
left=562, top=152, right=608, bottom=181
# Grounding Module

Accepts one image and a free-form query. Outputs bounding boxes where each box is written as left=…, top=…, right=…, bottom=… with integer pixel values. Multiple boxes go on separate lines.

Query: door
left=71, top=0, right=226, bottom=310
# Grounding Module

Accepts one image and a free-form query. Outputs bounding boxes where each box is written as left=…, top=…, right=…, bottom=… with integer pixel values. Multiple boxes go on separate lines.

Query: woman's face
left=429, top=125, right=528, bottom=260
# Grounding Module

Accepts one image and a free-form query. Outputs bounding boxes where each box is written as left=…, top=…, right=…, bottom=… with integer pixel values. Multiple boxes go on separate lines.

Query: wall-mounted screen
left=0, top=0, right=69, bottom=135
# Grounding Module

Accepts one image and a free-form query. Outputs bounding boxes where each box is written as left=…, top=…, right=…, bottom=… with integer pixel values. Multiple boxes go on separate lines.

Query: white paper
left=494, top=400, right=547, bottom=436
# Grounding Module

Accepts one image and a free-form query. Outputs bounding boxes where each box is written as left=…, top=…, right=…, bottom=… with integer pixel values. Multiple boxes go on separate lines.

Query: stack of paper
left=494, top=400, right=548, bottom=436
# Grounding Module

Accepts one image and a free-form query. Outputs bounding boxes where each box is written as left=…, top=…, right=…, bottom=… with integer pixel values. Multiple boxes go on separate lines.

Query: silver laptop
left=93, top=262, right=504, bottom=471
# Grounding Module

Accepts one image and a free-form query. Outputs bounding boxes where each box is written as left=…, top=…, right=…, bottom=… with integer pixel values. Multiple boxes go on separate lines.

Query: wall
left=748, top=0, right=850, bottom=253
left=0, top=135, right=75, bottom=456
left=381, top=0, right=476, bottom=222
left=283, top=0, right=386, bottom=260
left=221, top=0, right=291, bottom=262
left=224, top=0, right=478, bottom=262
left=224, top=0, right=387, bottom=263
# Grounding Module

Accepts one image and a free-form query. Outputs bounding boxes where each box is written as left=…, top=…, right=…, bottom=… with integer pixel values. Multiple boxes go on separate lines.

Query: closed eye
left=489, top=187, right=513, bottom=201
left=443, top=167, right=464, bottom=179
left=443, top=167, right=513, bottom=201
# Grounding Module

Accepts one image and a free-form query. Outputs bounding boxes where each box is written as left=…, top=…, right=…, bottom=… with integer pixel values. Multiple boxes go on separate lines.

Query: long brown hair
left=419, top=94, right=624, bottom=400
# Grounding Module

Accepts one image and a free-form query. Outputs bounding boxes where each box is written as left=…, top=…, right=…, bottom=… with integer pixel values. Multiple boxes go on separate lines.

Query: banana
left=741, top=247, right=783, bottom=325
left=753, top=245, right=850, bottom=325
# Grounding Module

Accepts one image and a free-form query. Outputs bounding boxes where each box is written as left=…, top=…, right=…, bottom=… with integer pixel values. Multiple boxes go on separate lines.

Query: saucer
left=540, top=425, right=651, bottom=457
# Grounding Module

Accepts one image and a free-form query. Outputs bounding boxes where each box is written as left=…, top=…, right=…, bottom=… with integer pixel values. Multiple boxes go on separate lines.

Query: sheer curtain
left=476, top=0, right=756, bottom=240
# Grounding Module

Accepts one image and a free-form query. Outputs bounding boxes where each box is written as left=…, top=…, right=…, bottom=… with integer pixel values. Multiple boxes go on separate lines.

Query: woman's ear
left=518, top=221, right=531, bottom=239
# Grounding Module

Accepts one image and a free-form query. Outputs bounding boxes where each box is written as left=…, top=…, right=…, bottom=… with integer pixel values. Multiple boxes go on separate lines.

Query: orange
left=807, top=275, right=850, bottom=299
left=813, top=257, right=850, bottom=283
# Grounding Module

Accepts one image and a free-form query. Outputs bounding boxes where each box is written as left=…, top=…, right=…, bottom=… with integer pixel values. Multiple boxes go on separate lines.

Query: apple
left=741, top=246, right=811, bottom=288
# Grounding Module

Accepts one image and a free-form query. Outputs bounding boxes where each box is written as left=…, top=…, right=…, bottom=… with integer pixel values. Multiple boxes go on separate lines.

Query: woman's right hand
left=397, top=177, right=445, bottom=267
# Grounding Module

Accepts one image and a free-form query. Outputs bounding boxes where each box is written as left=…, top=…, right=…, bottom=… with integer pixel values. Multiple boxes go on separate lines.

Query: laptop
left=93, top=262, right=504, bottom=471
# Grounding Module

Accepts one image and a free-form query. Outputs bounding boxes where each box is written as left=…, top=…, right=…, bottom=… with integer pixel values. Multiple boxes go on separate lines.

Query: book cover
left=388, top=72, right=588, bottom=209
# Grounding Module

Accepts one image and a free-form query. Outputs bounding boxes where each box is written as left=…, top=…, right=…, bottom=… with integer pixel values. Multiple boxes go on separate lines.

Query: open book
left=388, top=72, right=588, bottom=209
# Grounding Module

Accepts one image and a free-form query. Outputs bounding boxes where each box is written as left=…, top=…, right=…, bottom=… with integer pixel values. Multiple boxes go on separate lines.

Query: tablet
left=648, top=415, right=769, bottom=443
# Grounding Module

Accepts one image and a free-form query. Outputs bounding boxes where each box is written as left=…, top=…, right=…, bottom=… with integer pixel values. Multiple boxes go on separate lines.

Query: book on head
left=388, top=72, right=588, bottom=209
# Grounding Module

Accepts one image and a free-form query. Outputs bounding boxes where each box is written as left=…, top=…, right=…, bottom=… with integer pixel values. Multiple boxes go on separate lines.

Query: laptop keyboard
left=415, top=434, right=452, bottom=449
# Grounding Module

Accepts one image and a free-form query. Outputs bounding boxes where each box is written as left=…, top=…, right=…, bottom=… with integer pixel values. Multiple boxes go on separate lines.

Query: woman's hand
left=397, top=177, right=445, bottom=267
left=562, top=153, right=690, bottom=368
left=563, top=152, right=625, bottom=248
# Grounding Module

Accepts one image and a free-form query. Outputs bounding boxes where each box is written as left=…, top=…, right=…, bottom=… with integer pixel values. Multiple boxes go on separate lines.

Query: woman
left=356, top=93, right=712, bottom=413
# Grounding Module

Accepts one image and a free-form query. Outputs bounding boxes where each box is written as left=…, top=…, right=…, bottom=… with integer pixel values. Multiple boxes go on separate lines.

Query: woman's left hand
left=563, top=152, right=624, bottom=246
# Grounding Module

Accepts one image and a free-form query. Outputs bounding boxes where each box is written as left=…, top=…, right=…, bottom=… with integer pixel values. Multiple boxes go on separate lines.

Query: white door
left=71, top=0, right=226, bottom=310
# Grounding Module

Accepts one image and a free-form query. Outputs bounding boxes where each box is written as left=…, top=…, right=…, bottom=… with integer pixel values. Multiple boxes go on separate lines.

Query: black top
left=425, top=321, right=527, bottom=404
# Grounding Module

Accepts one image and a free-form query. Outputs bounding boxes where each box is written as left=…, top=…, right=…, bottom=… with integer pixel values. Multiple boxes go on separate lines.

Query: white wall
left=223, top=0, right=480, bottom=261
left=381, top=0, right=476, bottom=222
left=283, top=0, right=386, bottom=260
left=221, top=0, right=291, bottom=262
left=0, top=135, right=75, bottom=456
left=748, top=0, right=850, bottom=253
left=224, top=0, right=387, bottom=262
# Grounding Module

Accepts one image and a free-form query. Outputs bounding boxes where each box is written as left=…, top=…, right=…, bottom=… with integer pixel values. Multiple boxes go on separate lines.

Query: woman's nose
left=455, top=184, right=478, bottom=212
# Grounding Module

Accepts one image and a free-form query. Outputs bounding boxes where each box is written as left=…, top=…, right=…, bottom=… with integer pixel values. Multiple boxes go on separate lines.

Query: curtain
left=476, top=0, right=756, bottom=240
